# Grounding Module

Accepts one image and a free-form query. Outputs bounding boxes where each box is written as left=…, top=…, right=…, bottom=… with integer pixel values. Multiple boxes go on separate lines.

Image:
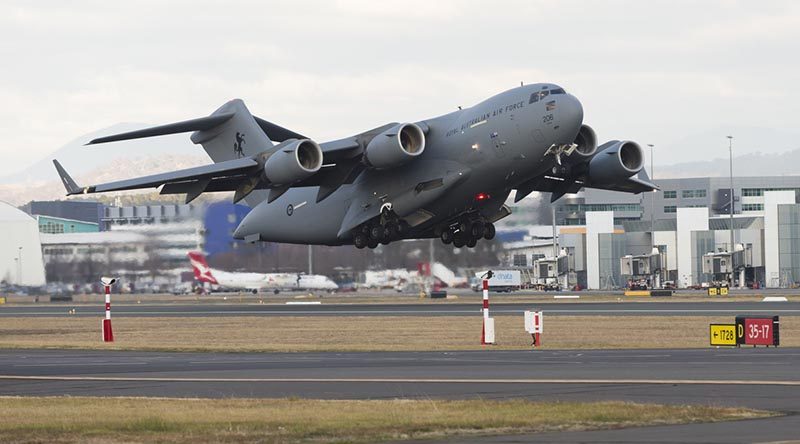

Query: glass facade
left=691, top=231, right=715, bottom=285
left=778, top=205, right=800, bottom=285
left=681, top=189, right=707, bottom=198
left=597, top=233, right=627, bottom=289
left=663, top=191, right=677, bottom=199
left=742, top=203, right=764, bottom=212
left=742, top=187, right=800, bottom=197
left=560, top=203, right=642, bottom=212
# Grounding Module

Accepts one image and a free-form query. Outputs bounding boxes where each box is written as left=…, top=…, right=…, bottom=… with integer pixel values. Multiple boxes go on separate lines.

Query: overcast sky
left=1, top=0, right=798, bottom=176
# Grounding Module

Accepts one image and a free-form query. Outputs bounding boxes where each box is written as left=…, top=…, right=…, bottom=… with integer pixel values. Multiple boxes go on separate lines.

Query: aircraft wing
left=53, top=157, right=261, bottom=202
left=516, top=170, right=658, bottom=202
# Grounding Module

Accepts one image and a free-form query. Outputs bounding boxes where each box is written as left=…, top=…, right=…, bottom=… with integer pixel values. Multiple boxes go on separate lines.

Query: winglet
left=52, top=159, right=86, bottom=195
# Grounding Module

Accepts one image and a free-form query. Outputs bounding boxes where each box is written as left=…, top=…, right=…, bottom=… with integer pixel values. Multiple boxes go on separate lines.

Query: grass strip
left=0, top=315, right=798, bottom=352
left=0, top=396, right=769, bottom=443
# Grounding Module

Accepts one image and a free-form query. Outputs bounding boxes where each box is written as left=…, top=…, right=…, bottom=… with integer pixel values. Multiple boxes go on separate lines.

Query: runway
left=2, top=348, right=800, bottom=442
left=2, top=300, right=800, bottom=317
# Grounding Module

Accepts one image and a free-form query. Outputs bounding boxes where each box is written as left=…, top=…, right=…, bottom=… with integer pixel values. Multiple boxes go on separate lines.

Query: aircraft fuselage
left=235, top=83, right=583, bottom=245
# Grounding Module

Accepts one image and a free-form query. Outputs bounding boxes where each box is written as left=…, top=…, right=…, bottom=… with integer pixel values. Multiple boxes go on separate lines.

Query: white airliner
left=188, top=251, right=339, bottom=294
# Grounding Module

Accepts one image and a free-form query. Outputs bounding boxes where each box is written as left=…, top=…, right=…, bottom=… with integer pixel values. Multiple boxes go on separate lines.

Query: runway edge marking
left=1, top=375, right=799, bottom=386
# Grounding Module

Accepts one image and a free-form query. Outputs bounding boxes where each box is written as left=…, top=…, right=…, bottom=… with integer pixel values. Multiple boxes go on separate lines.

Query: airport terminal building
left=503, top=177, right=800, bottom=290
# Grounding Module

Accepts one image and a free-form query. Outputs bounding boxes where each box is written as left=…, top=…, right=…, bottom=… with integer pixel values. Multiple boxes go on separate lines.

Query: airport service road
left=1, top=348, right=800, bottom=443
left=2, top=301, right=800, bottom=317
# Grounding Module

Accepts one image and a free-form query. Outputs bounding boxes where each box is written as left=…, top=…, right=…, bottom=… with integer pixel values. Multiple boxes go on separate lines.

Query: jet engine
left=587, top=140, right=644, bottom=183
left=262, top=139, right=323, bottom=185
left=571, top=124, right=597, bottom=158
left=364, top=123, right=425, bottom=169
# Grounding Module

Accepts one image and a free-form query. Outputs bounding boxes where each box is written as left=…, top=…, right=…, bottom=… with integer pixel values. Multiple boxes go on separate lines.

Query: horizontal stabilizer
left=253, top=116, right=307, bottom=142
left=86, top=113, right=236, bottom=145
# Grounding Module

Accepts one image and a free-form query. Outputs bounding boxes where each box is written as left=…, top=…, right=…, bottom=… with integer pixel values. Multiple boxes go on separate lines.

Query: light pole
left=648, top=144, right=657, bottom=288
left=727, top=135, right=734, bottom=286
left=647, top=144, right=655, bottom=244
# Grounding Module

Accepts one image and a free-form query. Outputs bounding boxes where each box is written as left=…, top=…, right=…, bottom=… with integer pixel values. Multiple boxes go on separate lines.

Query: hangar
left=0, top=201, right=46, bottom=287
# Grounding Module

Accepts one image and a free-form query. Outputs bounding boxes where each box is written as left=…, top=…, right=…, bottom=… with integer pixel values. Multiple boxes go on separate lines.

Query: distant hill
left=654, top=126, right=800, bottom=178
left=0, top=123, right=203, bottom=185
left=0, top=154, right=209, bottom=206
left=657, top=148, right=800, bottom=179
left=0, top=123, right=210, bottom=206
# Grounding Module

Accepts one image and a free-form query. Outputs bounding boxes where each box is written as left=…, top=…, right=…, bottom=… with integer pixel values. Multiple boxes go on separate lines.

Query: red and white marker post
left=481, top=272, right=495, bottom=345
left=101, top=277, right=117, bottom=342
left=524, top=310, right=543, bottom=347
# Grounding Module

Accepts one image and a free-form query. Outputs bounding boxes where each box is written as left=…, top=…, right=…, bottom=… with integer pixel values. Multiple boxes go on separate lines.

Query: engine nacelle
left=364, top=123, right=425, bottom=169
left=588, top=140, right=644, bottom=183
left=571, top=124, right=597, bottom=159
left=262, top=139, right=323, bottom=185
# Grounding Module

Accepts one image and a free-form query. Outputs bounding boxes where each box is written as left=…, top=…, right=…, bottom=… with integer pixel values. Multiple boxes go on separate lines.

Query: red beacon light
left=475, top=192, right=491, bottom=201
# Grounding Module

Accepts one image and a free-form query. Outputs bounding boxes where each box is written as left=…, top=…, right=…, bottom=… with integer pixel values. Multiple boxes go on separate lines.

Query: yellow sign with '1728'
left=710, top=324, right=737, bottom=346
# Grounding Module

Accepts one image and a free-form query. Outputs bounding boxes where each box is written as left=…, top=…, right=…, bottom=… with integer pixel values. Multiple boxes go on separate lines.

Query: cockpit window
left=529, top=90, right=550, bottom=104
left=550, top=88, right=566, bottom=95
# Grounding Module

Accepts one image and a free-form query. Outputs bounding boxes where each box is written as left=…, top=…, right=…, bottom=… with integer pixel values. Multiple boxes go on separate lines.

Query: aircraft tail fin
left=188, top=251, right=218, bottom=285
left=87, top=99, right=275, bottom=163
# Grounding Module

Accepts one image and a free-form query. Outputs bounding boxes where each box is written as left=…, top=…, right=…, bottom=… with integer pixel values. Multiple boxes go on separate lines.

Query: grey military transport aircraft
left=54, top=83, right=656, bottom=249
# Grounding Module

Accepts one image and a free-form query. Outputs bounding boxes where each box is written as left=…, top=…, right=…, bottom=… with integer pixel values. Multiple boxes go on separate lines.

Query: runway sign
left=736, top=315, right=779, bottom=346
left=707, top=286, right=729, bottom=296
left=709, top=324, right=737, bottom=346
left=524, top=310, right=543, bottom=333
left=0, top=296, right=5, bottom=305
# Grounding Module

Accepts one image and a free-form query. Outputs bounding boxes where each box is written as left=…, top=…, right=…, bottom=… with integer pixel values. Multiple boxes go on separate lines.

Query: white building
left=0, top=201, right=46, bottom=286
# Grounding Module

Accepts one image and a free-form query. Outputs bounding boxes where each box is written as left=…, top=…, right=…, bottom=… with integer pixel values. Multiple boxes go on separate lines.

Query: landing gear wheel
left=453, top=234, right=466, bottom=248
left=370, top=226, right=384, bottom=241
left=440, top=230, right=454, bottom=244
left=470, top=222, right=485, bottom=238
left=354, top=233, right=368, bottom=249
left=483, top=223, right=496, bottom=240
left=394, top=221, right=409, bottom=238
left=382, top=226, right=392, bottom=240
left=367, top=239, right=379, bottom=249
left=458, top=219, right=472, bottom=234
left=466, top=237, right=478, bottom=248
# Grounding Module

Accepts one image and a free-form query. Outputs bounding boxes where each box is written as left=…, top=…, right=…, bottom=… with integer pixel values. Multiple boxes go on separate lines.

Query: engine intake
left=262, top=139, right=323, bottom=185
left=364, top=123, right=425, bottom=169
left=571, top=124, right=597, bottom=158
left=588, top=140, right=644, bottom=184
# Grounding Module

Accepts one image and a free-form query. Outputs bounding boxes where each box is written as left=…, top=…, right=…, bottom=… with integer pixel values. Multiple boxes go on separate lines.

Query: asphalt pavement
left=2, top=348, right=800, bottom=443
left=2, top=300, right=800, bottom=317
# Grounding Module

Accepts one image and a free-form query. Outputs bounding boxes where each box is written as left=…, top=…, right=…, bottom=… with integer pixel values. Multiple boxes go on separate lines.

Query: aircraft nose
left=554, top=94, right=584, bottom=143
left=561, top=94, right=584, bottom=127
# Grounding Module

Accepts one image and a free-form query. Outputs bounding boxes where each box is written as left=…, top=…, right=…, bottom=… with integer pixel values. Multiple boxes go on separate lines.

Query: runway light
left=475, top=192, right=490, bottom=201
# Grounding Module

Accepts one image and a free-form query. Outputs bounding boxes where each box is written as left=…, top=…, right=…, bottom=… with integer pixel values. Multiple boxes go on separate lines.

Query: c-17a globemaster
left=54, top=83, right=656, bottom=249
